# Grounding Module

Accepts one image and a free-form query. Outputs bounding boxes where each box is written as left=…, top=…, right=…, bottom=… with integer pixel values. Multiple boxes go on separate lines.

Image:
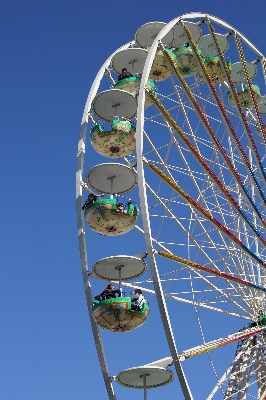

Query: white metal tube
left=77, top=41, right=133, bottom=400
left=118, top=267, right=122, bottom=291
left=136, top=17, right=193, bottom=400
left=142, top=374, right=148, bottom=400
left=109, top=176, right=114, bottom=199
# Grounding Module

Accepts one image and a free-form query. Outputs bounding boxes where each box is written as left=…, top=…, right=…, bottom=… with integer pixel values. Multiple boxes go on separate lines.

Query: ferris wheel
left=76, top=12, right=266, bottom=400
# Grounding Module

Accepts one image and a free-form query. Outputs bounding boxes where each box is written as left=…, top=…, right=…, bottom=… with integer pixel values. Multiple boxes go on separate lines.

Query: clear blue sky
left=1, top=1, right=265, bottom=399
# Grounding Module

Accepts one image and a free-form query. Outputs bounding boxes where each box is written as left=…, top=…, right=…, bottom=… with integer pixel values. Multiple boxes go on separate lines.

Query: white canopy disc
left=91, top=90, right=137, bottom=122
left=135, top=22, right=174, bottom=48
left=92, top=255, right=147, bottom=281
left=116, top=366, right=174, bottom=389
left=172, top=21, right=202, bottom=47
left=111, top=48, right=149, bottom=75
left=230, top=62, right=257, bottom=83
left=258, top=95, right=266, bottom=114
left=197, top=33, right=229, bottom=57
left=86, top=163, right=137, bottom=194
